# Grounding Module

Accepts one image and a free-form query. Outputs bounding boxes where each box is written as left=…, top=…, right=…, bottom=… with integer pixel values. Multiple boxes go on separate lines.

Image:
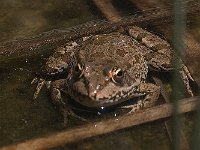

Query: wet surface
left=0, top=56, right=62, bottom=146
left=63, top=121, right=171, bottom=150
left=0, top=0, right=99, bottom=43
left=0, top=0, right=99, bottom=146
left=0, top=0, right=200, bottom=149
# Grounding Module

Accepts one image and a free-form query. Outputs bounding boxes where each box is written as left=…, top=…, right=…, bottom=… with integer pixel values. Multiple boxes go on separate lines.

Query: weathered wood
left=0, top=97, right=199, bottom=150
left=0, top=1, right=199, bottom=61
left=92, top=0, right=121, bottom=22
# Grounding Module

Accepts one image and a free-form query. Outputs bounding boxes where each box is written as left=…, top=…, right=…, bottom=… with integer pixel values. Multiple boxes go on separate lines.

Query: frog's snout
left=72, top=80, right=103, bottom=101
left=88, top=83, right=103, bottom=99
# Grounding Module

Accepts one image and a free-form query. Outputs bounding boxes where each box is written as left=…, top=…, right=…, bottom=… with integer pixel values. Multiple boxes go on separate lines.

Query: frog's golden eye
left=111, top=68, right=124, bottom=84
left=115, top=69, right=123, bottom=78
left=74, top=63, right=84, bottom=77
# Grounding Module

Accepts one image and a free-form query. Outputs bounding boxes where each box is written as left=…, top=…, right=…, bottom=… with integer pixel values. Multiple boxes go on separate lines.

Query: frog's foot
left=128, top=26, right=194, bottom=97
left=31, top=77, right=45, bottom=99
left=179, top=65, right=194, bottom=97
left=51, top=79, right=88, bottom=126
left=61, top=106, right=88, bottom=126
left=122, top=83, right=160, bottom=114
left=31, top=77, right=52, bottom=99
left=121, top=100, right=144, bottom=113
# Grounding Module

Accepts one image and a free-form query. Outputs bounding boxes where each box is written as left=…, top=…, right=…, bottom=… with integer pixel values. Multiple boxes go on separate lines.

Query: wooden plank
left=0, top=97, right=199, bottom=150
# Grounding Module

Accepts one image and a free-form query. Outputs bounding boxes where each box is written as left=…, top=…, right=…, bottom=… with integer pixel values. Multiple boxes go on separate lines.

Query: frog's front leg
left=50, top=79, right=87, bottom=126
left=128, top=26, right=194, bottom=96
left=124, top=83, right=160, bottom=113
left=32, top=41, right=78, bottom=99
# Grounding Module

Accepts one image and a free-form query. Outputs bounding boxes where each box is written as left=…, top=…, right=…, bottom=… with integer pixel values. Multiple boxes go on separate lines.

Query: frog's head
left=67, top=60, right=141, bottom=108
left=66, top=33, right=148, bottom=108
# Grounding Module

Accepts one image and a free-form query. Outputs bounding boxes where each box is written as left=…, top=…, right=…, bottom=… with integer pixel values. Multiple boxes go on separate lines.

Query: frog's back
left=78, top=33, right=148, bottom=83
left=65, top=33, right=149, bottom=108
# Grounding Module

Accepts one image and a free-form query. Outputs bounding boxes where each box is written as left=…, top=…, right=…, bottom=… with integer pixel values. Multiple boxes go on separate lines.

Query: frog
left=31, top=25, right=194, bottom=124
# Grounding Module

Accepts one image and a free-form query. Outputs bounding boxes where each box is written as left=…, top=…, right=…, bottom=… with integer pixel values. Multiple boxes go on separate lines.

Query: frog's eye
left=74, top=63, right=84, bottom=77
left=112, top=68, right=124, bottom=84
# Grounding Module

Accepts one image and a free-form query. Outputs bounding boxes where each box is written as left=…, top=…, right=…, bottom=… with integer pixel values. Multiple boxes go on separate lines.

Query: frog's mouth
left=69, top=80, right=141, bottom=108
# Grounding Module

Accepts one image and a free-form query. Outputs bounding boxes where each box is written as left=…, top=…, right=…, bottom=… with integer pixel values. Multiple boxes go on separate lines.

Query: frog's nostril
left=96, top=84, right=103, bottom=91
left=88, top=84, right=103, bottom=99
left=88, top=90, right=97, bottom=99
left=88, top=84, right=96, bottom=97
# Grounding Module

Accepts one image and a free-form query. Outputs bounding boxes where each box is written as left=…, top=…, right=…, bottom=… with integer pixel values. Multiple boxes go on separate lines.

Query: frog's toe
left=69, top=109, right=88, bottom=122
left=179, top=65, right=194, bottom=97
left=32, top=78, right=46, bottom=99
left=121, top=100, right=144, bottom=114
left=31, top=77, right=38, bottom=84
left=183, top=66, right=194, bottom=81
left=61, top=107, right=88, bottom=127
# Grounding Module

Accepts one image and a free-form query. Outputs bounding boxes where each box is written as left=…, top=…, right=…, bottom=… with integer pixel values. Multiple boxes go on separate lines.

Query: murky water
left=0, top=0, right=99, bottom=146
left=0, top=0, right=199, bottom=149
left=0, top=0, right=99, bottom=43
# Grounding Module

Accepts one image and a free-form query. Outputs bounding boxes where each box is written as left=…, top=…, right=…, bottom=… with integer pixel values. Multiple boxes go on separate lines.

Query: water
left=64, top=121, right=171, bottom=150
left=0, top=0, right=99, bottom=146
left=0, top=0, right=99, bottom=43
left=0, top=0, right=199, bottom=149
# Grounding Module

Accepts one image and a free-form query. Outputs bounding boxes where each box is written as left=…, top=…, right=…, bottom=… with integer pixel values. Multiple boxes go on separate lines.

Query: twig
left=0, top=97, right=199, bottom=150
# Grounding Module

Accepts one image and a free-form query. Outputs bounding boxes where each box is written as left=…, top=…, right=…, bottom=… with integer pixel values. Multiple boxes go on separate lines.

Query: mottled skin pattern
left=32, top=26, right=193, bottom=124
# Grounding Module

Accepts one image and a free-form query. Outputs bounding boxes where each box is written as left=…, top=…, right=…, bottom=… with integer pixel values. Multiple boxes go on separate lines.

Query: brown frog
left=32, top=26, right=193, bottom=124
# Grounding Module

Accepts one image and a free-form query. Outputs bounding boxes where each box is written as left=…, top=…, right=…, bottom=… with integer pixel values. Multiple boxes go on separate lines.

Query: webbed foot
left=61, top=106, right=88, bottom=127
left=31, top=77, right=51, bottom=99
left=51, top=79, right=88, bottom=126
left=179, top=65, right=194, bottom=96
